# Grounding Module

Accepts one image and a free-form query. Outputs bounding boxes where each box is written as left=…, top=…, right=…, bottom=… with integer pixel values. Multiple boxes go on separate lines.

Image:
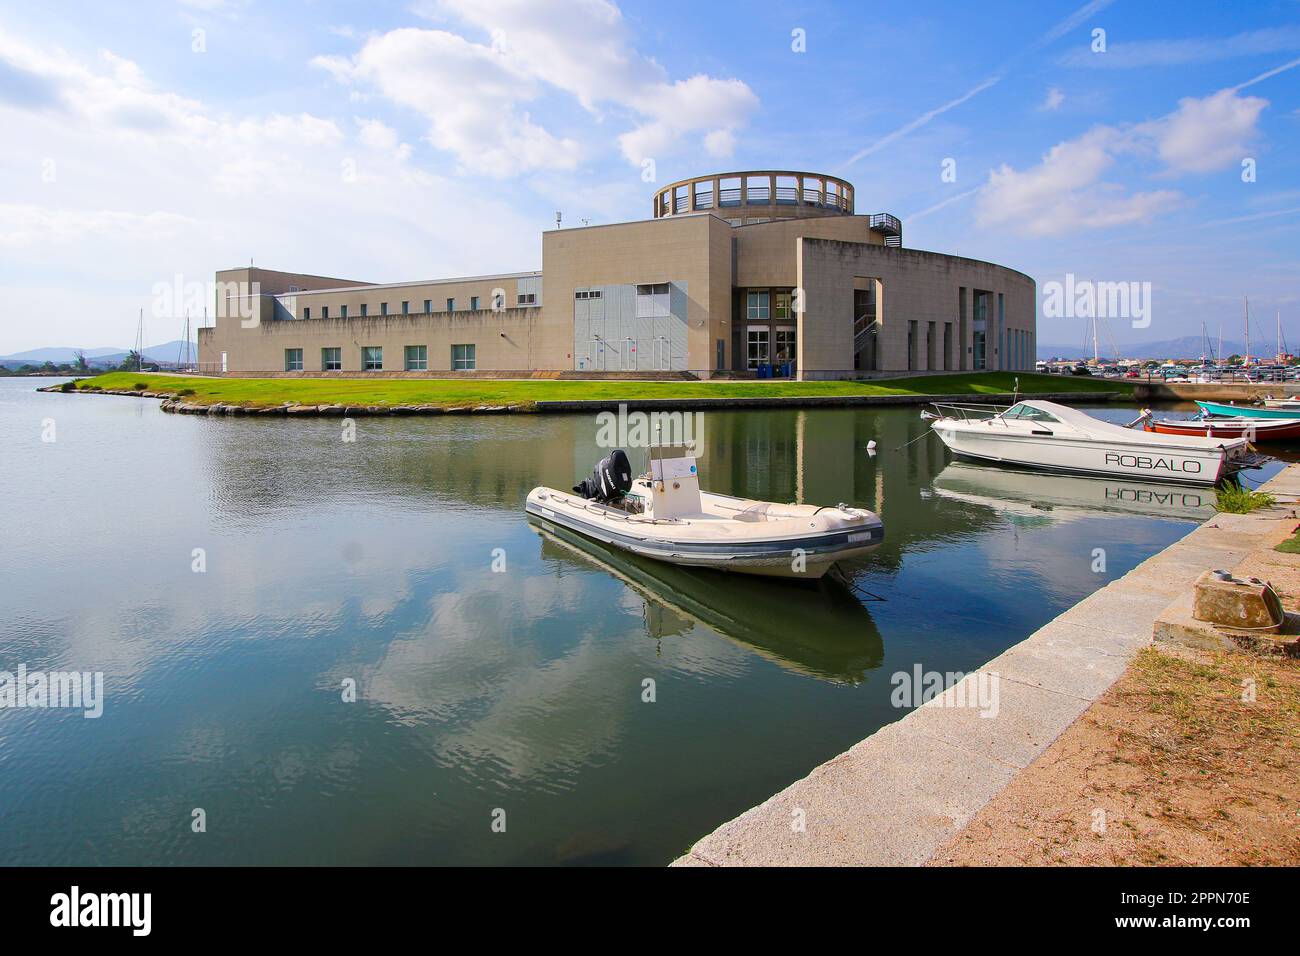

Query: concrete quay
left=672, top=464, right=1300, bottom=867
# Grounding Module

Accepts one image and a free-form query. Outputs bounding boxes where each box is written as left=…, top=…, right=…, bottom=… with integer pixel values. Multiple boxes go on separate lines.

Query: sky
left=0, top=0, right=1297, bottom=353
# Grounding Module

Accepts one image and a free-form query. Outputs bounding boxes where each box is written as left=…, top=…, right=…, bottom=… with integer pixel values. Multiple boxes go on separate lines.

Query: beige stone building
left=198, top=170, right=1035, bottom=380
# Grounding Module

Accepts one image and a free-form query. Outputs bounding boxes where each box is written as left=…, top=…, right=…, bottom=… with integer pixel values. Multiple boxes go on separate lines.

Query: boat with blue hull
left=1196, top=400, right=1300, bottom=420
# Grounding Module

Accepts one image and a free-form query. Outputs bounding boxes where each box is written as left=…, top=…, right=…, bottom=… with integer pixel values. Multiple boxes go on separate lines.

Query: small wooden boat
left=1145, top=415, right=1300, bottom=441
left=526, top=446, right=883, bottom=579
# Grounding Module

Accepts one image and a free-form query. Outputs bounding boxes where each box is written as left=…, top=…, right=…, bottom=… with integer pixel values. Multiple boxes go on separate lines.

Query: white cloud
left=1041, top=87, right=1065, bottom=111
left=976, top=87, right=1270, bottom=236
left=313, top=27, right=580, bottom=177
left=317, top=0, right=757, bottom=173
left=0, top=26, right=544, bottom=350
left=1143, top=89, right=1267, bottom=173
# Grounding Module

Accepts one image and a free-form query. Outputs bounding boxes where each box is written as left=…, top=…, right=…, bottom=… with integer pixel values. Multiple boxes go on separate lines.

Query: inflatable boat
left=524, top=446, right=883, bottom=579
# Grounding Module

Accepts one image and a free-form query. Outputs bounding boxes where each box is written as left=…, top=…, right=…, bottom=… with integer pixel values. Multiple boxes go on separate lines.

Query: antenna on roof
left=555, top=211, right=562, bottom=230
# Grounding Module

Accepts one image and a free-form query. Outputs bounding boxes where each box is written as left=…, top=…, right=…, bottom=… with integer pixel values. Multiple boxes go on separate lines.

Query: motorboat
left=926, top=400, right=1267, bottom=485
left=1144, top=414, right=1300, bottom=442
left=524, top=446, right=883, bottom=578
left=1196, top=399, right=1300, bottom=420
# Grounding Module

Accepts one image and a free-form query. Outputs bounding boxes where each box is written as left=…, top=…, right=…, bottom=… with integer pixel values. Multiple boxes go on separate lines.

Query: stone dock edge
left=671, top=463, right=1300, bottom=867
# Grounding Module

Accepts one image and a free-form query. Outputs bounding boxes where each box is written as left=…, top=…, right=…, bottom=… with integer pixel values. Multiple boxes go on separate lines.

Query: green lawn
left=66, top=370, right=1133, bottom=410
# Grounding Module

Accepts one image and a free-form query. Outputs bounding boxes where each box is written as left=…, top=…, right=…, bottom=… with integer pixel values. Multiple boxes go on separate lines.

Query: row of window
left=746, top=290, right=794, bottom=321
left=301, top=293, right=538, bottom=321
left=284, top=345, right=476, bottom=372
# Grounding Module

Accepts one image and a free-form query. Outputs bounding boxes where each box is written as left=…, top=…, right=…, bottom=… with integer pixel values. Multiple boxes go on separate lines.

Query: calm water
left=0, top=378, right=1283, bottom=865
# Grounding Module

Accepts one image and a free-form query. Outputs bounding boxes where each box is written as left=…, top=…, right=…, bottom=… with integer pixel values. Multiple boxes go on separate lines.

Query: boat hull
left=931, top=423, right=1232, bottom=485
left=525, top=488, right=883, bottom=579
left=1196, top=400, right=1300, bottom=420
left=1148, top=418, right=1300, bottom=441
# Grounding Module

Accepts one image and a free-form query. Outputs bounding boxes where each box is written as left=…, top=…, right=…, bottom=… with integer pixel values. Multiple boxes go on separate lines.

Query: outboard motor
left=574, top=449, right=633, bottom=502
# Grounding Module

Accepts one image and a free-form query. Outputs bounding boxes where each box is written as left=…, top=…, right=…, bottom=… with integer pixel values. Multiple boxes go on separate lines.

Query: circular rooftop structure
left=654, top=170, right=855, bottom=221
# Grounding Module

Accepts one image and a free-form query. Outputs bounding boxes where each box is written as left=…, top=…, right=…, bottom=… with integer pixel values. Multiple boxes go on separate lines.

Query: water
left=0, top=378, right=1286, bottom=865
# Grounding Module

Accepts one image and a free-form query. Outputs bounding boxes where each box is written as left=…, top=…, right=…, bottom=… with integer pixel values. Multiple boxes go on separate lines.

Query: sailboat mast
left=1244, top=296, right=1250, bottom=367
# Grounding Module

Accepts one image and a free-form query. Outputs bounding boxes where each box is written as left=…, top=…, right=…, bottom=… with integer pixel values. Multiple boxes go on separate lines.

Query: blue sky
left=0, top=0, right=1297, bottom=352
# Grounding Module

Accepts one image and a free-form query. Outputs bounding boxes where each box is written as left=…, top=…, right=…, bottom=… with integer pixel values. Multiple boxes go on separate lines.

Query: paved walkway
left=673, top=465, right=1300, bottom=866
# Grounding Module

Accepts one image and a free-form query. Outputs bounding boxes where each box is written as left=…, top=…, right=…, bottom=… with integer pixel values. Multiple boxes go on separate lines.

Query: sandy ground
left=932, top=646, right=1299, bottom=866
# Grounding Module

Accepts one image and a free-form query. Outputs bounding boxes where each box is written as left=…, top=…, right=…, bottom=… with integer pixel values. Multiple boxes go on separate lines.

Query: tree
left=74, top=350, right=88, bottom=373
left=119, top=350, right=142, bottom=371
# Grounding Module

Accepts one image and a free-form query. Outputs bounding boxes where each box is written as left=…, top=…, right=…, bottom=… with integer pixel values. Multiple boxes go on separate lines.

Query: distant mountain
left=0, top=340, right=197, bottom=368
left=1037, top=336, right=1258, bottom=362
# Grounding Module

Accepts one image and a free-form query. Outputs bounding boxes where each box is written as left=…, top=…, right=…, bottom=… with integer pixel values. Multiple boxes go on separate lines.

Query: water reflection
left=0, top=380, right=1222, bottom=866
left=531, top=522, right=884, bottom=684
left=930, top=462, right=1218, bottom=524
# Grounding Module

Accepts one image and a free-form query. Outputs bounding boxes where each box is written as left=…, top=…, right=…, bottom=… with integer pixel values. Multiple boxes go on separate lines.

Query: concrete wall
left=542, top=213, right=732, bottom=375
left=795, top=238, right=1036, bottom=380
left=199, top=305, right=542, bottom=372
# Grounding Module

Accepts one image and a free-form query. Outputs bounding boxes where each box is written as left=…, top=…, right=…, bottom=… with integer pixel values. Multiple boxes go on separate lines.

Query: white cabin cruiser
left=525, top=446, right=883, bottom=579
left=927, top=400, right=1267, bottom=485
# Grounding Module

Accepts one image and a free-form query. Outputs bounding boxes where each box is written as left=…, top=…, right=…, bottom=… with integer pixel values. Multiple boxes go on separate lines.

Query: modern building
left=198, top=170, right=1035, bottom=380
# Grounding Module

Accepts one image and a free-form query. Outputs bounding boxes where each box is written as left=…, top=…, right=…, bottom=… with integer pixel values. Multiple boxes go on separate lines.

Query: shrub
left=176, top=387, right=196, bottom=397
left=1215, top=484, right=1275, bottom=515
left=132, top=381, right=148, bottom=390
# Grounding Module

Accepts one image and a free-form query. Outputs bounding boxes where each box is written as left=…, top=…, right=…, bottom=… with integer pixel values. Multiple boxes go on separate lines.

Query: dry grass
left=933, top=647, right=1300, bottom=866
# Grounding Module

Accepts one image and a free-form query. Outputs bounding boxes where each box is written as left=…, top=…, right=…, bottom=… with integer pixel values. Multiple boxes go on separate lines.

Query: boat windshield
left=1003, top=403, right=1060, bottom=423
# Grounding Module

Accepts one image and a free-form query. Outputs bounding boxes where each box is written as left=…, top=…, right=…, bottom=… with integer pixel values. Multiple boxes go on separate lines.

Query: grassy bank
left=62, top=370, right=1133, bottom=410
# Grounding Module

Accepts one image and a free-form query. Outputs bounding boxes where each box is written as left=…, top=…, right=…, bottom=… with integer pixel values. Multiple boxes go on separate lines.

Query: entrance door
left=588, top=338, right=604, bottom=371
left=652, top=336, right=670, bottom=371
left=622, top=338, right=637, bottom=371
left=220, top=351, right=228, bottom=373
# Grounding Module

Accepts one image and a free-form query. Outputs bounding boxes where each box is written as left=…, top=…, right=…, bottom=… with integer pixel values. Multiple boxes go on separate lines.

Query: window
left=362, top=346, right=383, bottom=371
left=423, top=299, right=431, bottom=314
left=774, top=291, right=791, bottom=320
left=747, top=329, right=769, bottom=369
left=404, top=345, right=427, bottom=371
left=517, top=292, right=536, bottom=305
left=575, top=290, right=603, bottom=300
left=774, top=328, right=797, bottom=363
left=636, top=283, right=669, bottom=317
left=402, top=300, right=409, bottom=315
left=322, top=347, right=341, bottom=371
left=1004, top=403, right=1059, bottom=423
left=470, top=296, right=480, bottom=310
left=303, top=307, right=311, bottom=320
left=360, top=303, right=368, bottom=317
left=451, top=344, right=476, bottom=370
left=446, top=298, right=455, bottom=312
left=322, top=306, right=329, bottom=319
left=340, top=305, right=348, bottom=319
left=746, top=290, right=770, bottom=320
left=284, top=348, right=303, bottom=371
left=380, top=302, right=388, bottom=316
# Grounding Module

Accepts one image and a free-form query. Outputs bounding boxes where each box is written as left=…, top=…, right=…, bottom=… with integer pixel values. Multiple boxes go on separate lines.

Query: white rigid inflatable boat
left=927, top=400, right=1267, bottom=486
left=525, top=445, right=883, bottom=579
